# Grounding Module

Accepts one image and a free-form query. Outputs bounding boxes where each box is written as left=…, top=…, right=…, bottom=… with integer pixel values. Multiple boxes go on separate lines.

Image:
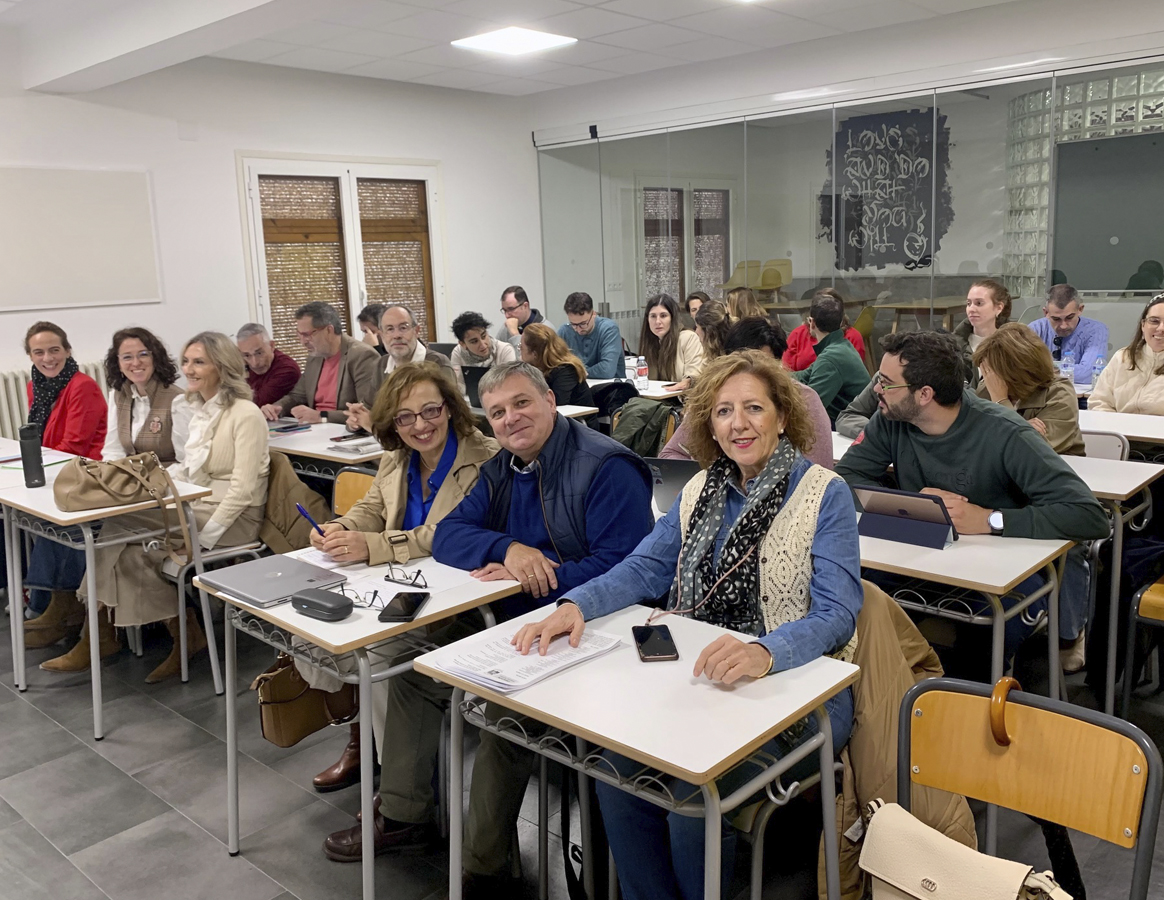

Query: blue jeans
left=597, top=689, right=853, bottom=900
left=1059, top=544, right=1089, bottom=641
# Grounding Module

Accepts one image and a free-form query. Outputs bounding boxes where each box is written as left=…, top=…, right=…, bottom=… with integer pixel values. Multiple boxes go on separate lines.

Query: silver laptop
left=199, top=556, right=347, bottom=608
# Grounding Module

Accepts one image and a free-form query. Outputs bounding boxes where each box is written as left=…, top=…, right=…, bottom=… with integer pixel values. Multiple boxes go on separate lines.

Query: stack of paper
left=439, top=629, right=621, bottom=694
left=332, top=438, right=381, bottom=454
left=297, top=548, right=347, bottom=570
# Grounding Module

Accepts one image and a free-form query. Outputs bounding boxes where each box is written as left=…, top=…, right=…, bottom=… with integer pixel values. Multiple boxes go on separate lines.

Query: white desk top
left=832, top=433, right=854, bottom=463
left=198, top=552, right=520, bottom=655
left=860, top=531, right=1071, bottom=594
left=557, top=405, right=599, bottom=419
left=267, top=423, right=384, bottom=465
left=0, top=456, right=211, bottom=526
left=1079, top=410, right=1164, bottom=445
left=414, top=606, right=859, bottom=783
left=587, top=379, right=687, bottom=401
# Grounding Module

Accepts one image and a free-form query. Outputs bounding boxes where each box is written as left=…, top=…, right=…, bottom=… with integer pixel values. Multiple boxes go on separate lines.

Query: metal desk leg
left=449, top=688, right=465, bottom=900
left=5, top=507, right=26, bottom=692
left=575, top=737, right=595, bottom=899
left=700, top=781, right=723, bottom=900
left=986, top=591, right=1004, bottom=857
left=1047, top=562, right=1061, bottom=702
left=356, top=650, right=374, bottom=900
left=184, top=503, right=224, bottom=695
left=225, top=612, right=239, bottom=855
left=1106, top=499, right=1124, bottom=716
left=818, top=709, right=840, bottom=900
left=81, top=524, right=103, bottom=740
left=538, top=756, right=549, bottom=900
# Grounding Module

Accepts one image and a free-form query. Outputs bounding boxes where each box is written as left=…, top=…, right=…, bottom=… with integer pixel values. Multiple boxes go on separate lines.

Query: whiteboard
left=0, top=167, right=162, bottom=310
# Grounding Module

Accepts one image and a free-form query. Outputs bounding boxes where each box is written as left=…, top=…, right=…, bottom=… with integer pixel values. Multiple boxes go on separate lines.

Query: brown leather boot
left=40, top=606, right=120, bottom=672
left=24, top=591, right=85, bottom=649
left=145, top=608, right=207, bottom=684
left=313, top=722, right=362, bottom=792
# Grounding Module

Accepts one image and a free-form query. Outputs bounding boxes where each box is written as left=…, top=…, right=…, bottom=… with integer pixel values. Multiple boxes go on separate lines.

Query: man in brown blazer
left=260, top=301, right=381, bottom=424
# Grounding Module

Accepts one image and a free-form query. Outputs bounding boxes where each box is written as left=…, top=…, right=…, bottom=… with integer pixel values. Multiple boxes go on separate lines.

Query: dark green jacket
left=836, top=390, right=1109, bottom=541
left=792, top=329, right=869, bottom=425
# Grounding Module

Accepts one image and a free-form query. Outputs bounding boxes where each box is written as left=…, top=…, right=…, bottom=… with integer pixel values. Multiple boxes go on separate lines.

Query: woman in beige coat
left=42, top=332, right=270, bottom=682
left=308, top=360, right=499, bottom=792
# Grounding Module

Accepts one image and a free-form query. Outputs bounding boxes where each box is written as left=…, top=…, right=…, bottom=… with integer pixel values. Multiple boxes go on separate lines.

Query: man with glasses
left=379, top=304, right=454, bottom=378
left=236, top=322, right=301, bottom=408
left=494, top=284, right=553, bottom=352
left=1029, top=283, right=1109, bottom=382
left=557, top=290, right=623, bottom=379
left=328, top=362, right=652, bottom=896
left=837, top=330, right=1108, bottom=671
left=260, top=300, right=381, bottom=424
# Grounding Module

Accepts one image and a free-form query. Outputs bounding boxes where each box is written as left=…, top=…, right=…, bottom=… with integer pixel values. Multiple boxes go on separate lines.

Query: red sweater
left=783, top=324, right=866, bottom=372
left=247, top=348, right=302, bottom=408
left=27, top=373, right=107, bottom=459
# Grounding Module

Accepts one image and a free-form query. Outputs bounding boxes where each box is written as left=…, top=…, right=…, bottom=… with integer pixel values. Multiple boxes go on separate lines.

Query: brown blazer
left=276, top=334, right=382, bottom=424
left=332, top=428, right=499, bottom=565
left=975, top=378, right=1085, bottom=456
left=818, top=581, right=977, bottom=899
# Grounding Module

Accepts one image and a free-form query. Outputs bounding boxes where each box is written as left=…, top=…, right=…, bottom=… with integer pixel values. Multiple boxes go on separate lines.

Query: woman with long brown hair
left=725, top=286, right=767, bottom=320
left=520, top=322, right=596, bottom=408
left=637, top=294, right=704, bottom=382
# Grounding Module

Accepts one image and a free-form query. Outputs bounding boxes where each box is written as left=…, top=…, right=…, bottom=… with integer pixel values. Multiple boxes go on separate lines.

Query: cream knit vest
left=679, top=464, right=857, bottom=664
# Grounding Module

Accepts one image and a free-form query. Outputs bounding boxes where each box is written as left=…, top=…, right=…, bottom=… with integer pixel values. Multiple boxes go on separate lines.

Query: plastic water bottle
left=1060, top=348, right=1075, bottom=384
left=635, top=356, right=649, bottom=391
left=1091, top=355, right=1106, bottom=389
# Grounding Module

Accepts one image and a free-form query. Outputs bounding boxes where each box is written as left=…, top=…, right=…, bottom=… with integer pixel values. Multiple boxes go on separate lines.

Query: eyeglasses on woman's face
left=393, top=402, right=446, bottom=429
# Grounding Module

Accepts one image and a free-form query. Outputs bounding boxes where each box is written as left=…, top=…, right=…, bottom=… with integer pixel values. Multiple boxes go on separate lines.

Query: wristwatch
left=988, top=510, right=1004, bottom=536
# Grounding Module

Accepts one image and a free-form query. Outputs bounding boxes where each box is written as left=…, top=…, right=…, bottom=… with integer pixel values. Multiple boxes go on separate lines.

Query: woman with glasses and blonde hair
left=1089, top=293, right=1164, bottom=415
left=638, top=293, right=704, bottom=382
left=974, top=323, right=1084, bottom=456
left=512, top=351, right=861, bottom=900
left=42, top=332, right=270, bottom=682
left=305, top=360, right=500, bottom=796
left=520, top=322, right=595, bottom=408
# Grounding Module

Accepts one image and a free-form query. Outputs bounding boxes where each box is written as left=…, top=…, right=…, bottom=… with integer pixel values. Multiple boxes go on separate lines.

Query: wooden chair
left=333, top=466, right=377, bottom=516
left=900, top=677, right=1163, bottom=900
left=1122, top=577, right=1164, bottom=717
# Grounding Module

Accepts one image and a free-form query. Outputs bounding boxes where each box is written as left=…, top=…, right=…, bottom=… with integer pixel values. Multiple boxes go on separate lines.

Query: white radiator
left=0, top=362, right=107, bottom=440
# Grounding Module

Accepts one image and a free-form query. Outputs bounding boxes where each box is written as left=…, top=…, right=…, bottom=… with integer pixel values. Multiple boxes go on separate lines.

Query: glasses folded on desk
left=383, top=563, right=428, bottom=590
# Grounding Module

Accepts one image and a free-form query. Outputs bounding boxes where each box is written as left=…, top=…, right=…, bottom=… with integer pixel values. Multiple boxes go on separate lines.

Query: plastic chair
left=1082, top=429, right=1131, bottom=461
left=333, top=466, right=377, bottom=516
left=851, top=305, right=878, bottom=375
left=719, top=261, right=762, bottom=291
left=900, top=677, right=1163, bottom=900
left=428, top=341, right=456, bottom=358
left=759, top=259, right=792, bottom=292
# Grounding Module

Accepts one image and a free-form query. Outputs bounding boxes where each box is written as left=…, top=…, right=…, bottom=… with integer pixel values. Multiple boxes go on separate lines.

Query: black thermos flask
left=18, top=423, right=45, bottom=488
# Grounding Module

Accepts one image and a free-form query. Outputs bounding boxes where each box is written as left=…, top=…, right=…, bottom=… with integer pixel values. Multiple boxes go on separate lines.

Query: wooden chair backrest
left=333, top=469, right=376, bottom=517
left=909, top=689, right=1148, bottom=847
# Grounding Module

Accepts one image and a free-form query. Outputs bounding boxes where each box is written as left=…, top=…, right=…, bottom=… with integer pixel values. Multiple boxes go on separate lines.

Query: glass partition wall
left=538, top=59, right=1164, bottom=359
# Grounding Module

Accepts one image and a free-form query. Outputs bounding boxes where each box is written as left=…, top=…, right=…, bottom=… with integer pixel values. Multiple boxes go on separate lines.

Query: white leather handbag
left=859, top=801, right=1072, bottom=900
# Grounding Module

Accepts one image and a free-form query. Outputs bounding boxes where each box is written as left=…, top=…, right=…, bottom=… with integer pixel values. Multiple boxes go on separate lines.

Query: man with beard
left=835, top=330, right=1107, bottom=665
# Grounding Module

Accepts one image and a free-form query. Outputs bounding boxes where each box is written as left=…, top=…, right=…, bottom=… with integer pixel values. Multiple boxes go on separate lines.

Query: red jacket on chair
left=26, top=373, right=108, bottom=458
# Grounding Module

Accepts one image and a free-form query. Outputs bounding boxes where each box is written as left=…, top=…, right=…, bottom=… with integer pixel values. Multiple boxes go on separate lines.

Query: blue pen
left=296, top=503, right=325, bottom=537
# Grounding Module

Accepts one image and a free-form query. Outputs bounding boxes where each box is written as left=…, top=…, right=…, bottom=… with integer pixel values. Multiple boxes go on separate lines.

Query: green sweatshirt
left=792, top=329, right=870, bottom=425
left=835, top=390, right=1110, bottom=541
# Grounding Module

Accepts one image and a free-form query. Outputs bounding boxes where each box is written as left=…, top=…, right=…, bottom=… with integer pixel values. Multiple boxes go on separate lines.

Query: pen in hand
left=295, top=502, right=325, bottom=537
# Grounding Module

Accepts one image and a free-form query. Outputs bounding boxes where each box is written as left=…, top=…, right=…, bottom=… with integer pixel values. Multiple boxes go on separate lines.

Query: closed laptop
left=199, top=556, right=347, bottom=608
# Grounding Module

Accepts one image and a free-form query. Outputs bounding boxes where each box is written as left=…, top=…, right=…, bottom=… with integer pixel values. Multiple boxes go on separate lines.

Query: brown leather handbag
left=52, top=452, right=193, bottom=564
left=250, top=653, right=356, bottom=748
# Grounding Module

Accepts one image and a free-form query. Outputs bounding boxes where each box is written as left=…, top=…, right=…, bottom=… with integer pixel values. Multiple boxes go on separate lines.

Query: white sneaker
left=1062, top=632, right=1086, bottom=674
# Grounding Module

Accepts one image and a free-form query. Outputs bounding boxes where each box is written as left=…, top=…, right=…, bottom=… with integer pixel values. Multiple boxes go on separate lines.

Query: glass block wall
left=1006, top=64, right=1164, bottom=297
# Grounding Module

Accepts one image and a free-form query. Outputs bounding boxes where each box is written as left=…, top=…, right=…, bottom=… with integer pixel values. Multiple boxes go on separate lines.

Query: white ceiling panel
left=190, top=0, right=1030, bottom=95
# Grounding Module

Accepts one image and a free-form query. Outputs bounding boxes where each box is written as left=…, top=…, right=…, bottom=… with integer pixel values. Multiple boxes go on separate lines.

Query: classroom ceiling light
left=452, top=26, right=576, bottom=56
left=974, top=57, right=1065, bottom=73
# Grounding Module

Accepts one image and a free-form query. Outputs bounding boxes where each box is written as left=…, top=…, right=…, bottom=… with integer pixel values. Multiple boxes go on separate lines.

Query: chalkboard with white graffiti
left=819, top=109, right=953, bottom=271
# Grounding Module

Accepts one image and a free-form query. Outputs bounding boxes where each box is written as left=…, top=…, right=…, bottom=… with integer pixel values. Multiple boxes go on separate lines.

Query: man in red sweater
left=237, top=322, right=301, bottom=408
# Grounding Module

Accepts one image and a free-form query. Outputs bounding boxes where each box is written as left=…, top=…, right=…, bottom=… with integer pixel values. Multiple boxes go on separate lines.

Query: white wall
left=0, top=35, right=544, bottom=371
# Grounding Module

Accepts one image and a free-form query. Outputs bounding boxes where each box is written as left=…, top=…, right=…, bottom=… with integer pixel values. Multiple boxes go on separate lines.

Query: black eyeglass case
left=292, top=589, right=354, bottom=622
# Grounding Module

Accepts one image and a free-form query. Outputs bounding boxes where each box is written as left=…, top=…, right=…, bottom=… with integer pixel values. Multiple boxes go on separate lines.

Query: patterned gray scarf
left=668, top=440, right=798, bottom=634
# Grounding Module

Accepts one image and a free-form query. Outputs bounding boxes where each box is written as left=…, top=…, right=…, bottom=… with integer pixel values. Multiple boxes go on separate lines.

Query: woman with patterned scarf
left=17, top=322, right=106, bottom=645
left=512, top=351, right=863, bottom=900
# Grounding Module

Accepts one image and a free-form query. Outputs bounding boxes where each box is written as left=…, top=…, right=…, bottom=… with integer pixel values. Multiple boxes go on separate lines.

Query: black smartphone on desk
left=378, top=591, right=431, bottom=622
left=631, top=624, right=679, bottom=662
left=330, top=431, right=369, bottom=442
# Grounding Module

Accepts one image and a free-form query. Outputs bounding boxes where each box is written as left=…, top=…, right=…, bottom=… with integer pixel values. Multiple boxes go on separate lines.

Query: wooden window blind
left=692, top=189, right=730, bottom=298
left=258, top=175, right=352, bottom=365
left=357, top=179, right=436, bottom=341
left=643, top=187, right=684, bottom=300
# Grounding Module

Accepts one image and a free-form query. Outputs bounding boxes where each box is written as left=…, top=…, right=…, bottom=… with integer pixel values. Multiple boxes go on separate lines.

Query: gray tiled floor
left=0, top=611, right=1163, bottom=900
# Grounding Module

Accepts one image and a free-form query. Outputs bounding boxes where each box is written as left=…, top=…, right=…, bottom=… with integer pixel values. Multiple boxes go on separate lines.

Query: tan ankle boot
left=40, top=607, right=120, bottom=673
left=25, top=591, right=85, bottom=648
left=146, top=609, right=207, bottom=684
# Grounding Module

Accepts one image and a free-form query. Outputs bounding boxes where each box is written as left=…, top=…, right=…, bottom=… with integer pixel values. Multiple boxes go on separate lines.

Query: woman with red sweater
left=20, top=321, right=108, bottom=648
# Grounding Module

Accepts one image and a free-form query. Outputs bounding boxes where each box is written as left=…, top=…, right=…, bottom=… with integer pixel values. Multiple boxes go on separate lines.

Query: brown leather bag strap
left=116, top=454, right=193, bottom=566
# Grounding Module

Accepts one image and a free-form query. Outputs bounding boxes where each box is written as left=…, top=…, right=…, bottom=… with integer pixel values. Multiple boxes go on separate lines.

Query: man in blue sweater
left=558, top=290, right=624, bottom=379
left=324, top=362, right=654, bottom=896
